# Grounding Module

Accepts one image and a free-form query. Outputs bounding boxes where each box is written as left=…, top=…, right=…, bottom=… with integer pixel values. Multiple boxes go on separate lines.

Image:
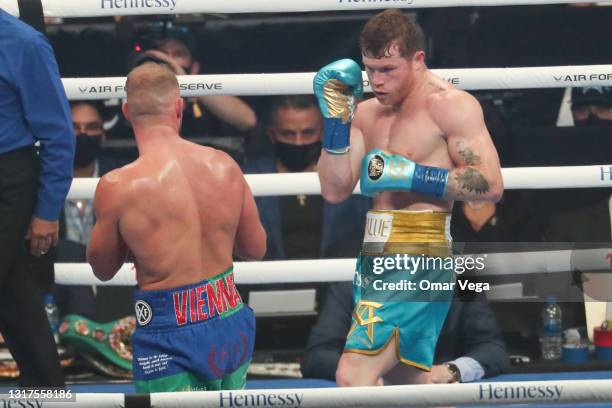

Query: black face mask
left=74, top=135, right=102, bottom=168
left=574, top=116, right=612, bottom=127
left=275, top=141, right=322, bottom=172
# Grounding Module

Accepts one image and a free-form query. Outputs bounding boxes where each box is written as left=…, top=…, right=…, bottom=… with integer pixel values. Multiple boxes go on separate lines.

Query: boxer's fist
left=313, top=59, right=363, bottom=154
left=314, top=59, right=363, bottom=120
left=360, top=149, right=449, bottom=198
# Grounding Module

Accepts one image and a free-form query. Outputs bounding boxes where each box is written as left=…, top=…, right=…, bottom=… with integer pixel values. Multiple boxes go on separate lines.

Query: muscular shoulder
left=427, top=89, right=484, bottom=135
left=191, top=146, right=244, bottom=189
left=353, top=97, right=381, bottom=127
left=200, top=146, right=241, bottom=174
left=94, top=168, right=127, bottom=215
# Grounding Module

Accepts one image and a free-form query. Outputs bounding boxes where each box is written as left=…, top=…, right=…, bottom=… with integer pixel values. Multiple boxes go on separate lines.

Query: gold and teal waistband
left=362, top=210, right=452, bottom=256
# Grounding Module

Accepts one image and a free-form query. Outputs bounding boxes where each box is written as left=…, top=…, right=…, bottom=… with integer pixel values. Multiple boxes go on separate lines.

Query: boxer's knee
left=335, top=354, right=379, bottom=387
left=335, top=361, right=352, bottom=387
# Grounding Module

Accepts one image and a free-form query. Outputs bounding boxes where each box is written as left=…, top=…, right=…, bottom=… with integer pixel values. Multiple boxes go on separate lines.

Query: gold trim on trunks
left=344, top=328, right=432, bottom=372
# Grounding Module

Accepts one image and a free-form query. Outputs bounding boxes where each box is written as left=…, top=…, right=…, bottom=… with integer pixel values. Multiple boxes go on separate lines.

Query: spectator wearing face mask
left=243, top=95, right=371, bottom=260
left=56, top=101, right=135, bottom=322
left=60, top=101, right=123, bottom=245
left=60, top=101, right=109, bottom=245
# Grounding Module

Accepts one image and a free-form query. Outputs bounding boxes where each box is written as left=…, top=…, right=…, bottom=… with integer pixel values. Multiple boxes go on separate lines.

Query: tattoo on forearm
left=454, top=168, right=489, bottom=195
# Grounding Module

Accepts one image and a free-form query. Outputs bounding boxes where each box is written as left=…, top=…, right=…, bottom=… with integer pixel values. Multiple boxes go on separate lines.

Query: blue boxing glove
left=360, top=149, right=449, bottom=198
left=313, top=59, right=363, bottom=154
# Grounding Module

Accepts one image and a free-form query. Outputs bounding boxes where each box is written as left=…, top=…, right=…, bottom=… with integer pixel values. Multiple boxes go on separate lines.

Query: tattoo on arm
left=454, top=168, right=489, bottom=195
left=457, top=144, right=482, bottom=166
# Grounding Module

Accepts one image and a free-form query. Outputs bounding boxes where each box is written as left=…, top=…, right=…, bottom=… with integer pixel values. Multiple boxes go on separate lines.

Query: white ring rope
left=66, top=165, right=612, bottom=200
left=0, top=0, right=602, bottom=18
left=138, top=380, right=612, bottom=407
left=62, top=65, right=612, bottom=100
left=54, top=248, right=611, bottom=286
left=43, top=380, right=612, bottom=408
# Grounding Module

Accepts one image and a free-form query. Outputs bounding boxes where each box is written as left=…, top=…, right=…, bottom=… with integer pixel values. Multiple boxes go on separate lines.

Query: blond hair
left=125, top=62, right=180, bottom=118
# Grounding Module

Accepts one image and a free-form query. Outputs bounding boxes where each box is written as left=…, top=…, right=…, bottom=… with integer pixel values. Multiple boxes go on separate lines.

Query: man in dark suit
left=243, top=95, right=371, bottom=260
left=301, top=281, right=510, bottom=383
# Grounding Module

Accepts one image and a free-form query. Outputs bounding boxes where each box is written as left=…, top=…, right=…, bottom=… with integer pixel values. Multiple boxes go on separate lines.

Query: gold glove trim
left=323, top=79, right=355, bottom=123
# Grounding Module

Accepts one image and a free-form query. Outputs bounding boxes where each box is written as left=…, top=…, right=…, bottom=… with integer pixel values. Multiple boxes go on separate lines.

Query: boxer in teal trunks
left=316, top=9, right=503, bottom=386
left=346, top=209, right=454, bottom=371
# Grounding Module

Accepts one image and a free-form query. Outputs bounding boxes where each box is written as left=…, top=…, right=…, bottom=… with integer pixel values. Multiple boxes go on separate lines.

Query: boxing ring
left=21, top=375, right=612, bottom=407
left=2, top=0, right=612, bottom=406
left=3, top=375, right=612, bottom=407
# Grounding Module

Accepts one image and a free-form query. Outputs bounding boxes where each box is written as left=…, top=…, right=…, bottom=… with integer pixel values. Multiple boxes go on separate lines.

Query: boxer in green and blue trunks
left=87, top=63, right=266, bottom=392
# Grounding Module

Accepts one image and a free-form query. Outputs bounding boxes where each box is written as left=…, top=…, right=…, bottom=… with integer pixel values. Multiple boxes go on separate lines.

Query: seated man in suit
left=302, top=280, right=510, bottom=383
left=243, top=95, right=371, bottom=260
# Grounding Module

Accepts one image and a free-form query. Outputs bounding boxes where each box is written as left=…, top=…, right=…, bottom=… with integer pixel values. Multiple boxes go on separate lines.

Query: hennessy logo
left=219, top=391, right=304, bottom=407
left=101, top=0, right=178, bottom=11
left=479, top=383, right=562, bottom=402
left=135, top=300, right=152, bottom=326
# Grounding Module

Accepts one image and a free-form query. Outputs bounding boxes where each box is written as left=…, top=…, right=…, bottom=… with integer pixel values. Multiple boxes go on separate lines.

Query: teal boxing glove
left=313, top=59, right=363, bottom=154
left=360, top=149, right=449, bottom=198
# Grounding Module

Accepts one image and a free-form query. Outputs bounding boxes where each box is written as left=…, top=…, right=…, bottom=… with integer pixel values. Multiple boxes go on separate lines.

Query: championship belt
left=59, top=314, right=135, bottom=377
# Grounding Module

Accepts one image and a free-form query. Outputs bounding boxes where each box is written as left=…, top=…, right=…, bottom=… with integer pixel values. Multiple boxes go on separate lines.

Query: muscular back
left=356, top=73, right=455, bottom=211
left=110, top=139, right=246, bottom=290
